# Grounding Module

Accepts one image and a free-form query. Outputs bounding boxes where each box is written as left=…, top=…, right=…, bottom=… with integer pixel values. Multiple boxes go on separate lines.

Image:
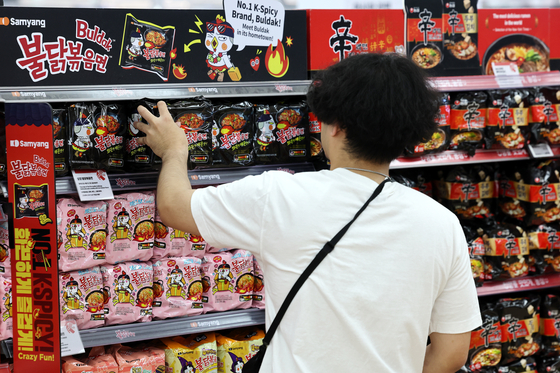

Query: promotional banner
left=0, top=6, right=307, bottom=87
left=5, top=103, right=60, bottom=373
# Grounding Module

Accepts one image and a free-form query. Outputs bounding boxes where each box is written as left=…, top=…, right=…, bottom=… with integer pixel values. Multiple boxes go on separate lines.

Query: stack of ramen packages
left=153, top=207, right=187, bottom=259
left=483, top=222, right=529, bottom=281
left=217, top=327, right=264, bottom=373
left=62, top=346, right=119, bottom=373
left=110, top=344, right=166, bottom=373
left=529, top=87, right=560, bottom=145
left=161, top=333, right=218, bottom=373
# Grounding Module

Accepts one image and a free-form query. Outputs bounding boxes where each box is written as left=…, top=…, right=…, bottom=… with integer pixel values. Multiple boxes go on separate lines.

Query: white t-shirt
left=191, top=168, right=482, bottom=372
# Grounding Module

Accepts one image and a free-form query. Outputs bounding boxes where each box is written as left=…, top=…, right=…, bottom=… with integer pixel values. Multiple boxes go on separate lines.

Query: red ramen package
left=498, top=357, right=537, bottom=373
left=151, top=257, right=203, bottom=320
left=111, top=344, right=166, bottom=373
left=434, top=165, right=496, bottom=222
left=466, top=302, right=502, bottom=371
left=529, top=87, right=560, bottom=145
left=0, top=220, right=11, bottom=278
left=201, top=250, right=254, bottom=313
left=217, top=327, right=265, bottom=373
left=153, top=208, right=186, bottom=260
left=57, top=198, right=107, bottom=272
left=450, top=91, right=488, bottom=154
left=308, top=112, right=326, bottom=163
left=107, top=192, right=155, bottom=264
left=0, top=278, right=12, bottom=341
left=119, top=13, right=176, bottom=81
left=101, top=262, right=153, bottom=326
left=539, top=294, right=560, bottom=358
left=14, top=184, right=48, bottom=220
left=486, top=89, right=531, bottom=150
left=125, top=100, right=162, bottom=172
left=442, top=0, right=479, bottom=75
left=68, top=103, right=97, bottom=169
left=483, top=222, right=529, bottom=280
left=527, top=223, right=560, bottom=274
left=62, top=346, right=119, bottom=373
left=252, top=257, right=265, bottom=309
left=169, top=98, right=213, bottom=169
left=409, top=93, right=451, bottom=155
left=162, top=333, right=218, bottom=373
left=60, top=268, right=105, bottom=330
left=498, top=296, right=541, bottom=365
left=463, top=225, right=486, bottom=287
left=52, top=106, right=69, bottom=176
left=212, top=101, right=255, bottom=167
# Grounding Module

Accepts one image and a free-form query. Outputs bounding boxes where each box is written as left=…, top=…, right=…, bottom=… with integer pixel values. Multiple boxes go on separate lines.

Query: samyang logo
left=5, top=17, right=46, bottom=28
left=10, top=139, right=49, bottom=149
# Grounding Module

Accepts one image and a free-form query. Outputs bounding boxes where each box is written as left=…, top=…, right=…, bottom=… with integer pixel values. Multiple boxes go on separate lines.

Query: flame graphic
left=265, top=40, right=289, bottom=78
left=170, top=48, right=177, bottom=60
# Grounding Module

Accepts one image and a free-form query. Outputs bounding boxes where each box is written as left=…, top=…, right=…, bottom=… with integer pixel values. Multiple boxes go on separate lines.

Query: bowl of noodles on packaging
left=483, top=34, right=549, bottom=75
left=411, top=43, right=443, bottom=70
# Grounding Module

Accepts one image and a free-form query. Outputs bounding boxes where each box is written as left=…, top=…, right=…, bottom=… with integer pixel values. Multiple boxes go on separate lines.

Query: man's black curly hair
left=307, top=53, right=440, bottom=164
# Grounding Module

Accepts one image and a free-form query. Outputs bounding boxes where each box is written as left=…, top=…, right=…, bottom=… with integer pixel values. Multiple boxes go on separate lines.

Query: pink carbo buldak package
left=0, top=278, right=12, bottom=340
left=57, top=198, right=108, bottom=272
left=101, top=262, right=153, bottom=326
left=0, top=220, right=11, bottom=278
left=152, top=257, right=204, bottom=320
left=60, top=267, right=105, bottom=330
left=252, top=257, right=265, bottom=309
left=201, top=250, right=254, bottom=313
left=106, top=192, right=155, bottom=264
left=184, top=232, right=208, bottom=258
left=153, top=207, right=186, bottom=259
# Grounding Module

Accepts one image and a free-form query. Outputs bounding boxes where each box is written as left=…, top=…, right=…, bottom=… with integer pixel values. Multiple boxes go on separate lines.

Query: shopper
left=135, top=53, right=481, bottom=373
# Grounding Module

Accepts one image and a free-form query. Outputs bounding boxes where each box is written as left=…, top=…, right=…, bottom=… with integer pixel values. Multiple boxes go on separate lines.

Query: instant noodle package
left=466, top=302, right=502, bottom=371
left=52, top=105, right=69, bottom=176
left=252, top=257, right=265, bottom=309
left=201, top=250, right=254, bottom=313
left=0, top=278, right=12, bottom=341
left=110, top=344, right=166, bottom=373
left=392, top=170, right=434, bottom=198
left=106, top=192, right=155, bottom=264
left=529, top=87, right=560, bottom=145
left=486, top=89, right=531, bottom=150
left=463, top=225, right=486, bottom=287
left=483, top=222, right=529, bottom=280
left=62, top=346, right=119, bottom=373
left=60, top=267, right=105, bottom=330
left=125, top=100, right=162, bottom=172
left=153, top=208, right=187, bottom=260
left=540, top=295, right=560, bottom=358
left=526, top=223, right=560, bottom=275
left=212, top=101, right=255, bottom=167
left=57, top=198, right=108, bottom=272
left=101, top=262, right=153, bottom=326
left=14, top=184, right=49, bottom=220
left=0, top=219, right=11, bottom=278
left=449, top=91, right=488, bottom=154
left=217, top=327, right=264, bottom=373
left=161, top=333, right=218, bottom=373
left=152, top=257, right=203, bottom=320
left=410, top=93, right=451, bottom=155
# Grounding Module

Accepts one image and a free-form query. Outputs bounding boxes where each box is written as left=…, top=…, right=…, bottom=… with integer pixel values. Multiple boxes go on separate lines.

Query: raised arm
left=135, top=101, right=200, bottom=236
left=422, top=331, right=470, bottom=373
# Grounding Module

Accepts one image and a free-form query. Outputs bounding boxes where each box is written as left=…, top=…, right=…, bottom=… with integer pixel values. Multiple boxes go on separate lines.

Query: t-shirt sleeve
left=429, top=222, right=482, bottom=334
left=190, top=172, right=271, bottom=256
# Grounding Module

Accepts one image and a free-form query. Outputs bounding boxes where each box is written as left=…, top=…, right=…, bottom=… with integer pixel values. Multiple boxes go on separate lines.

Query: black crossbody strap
left=262, top=178, right=391, bottom=346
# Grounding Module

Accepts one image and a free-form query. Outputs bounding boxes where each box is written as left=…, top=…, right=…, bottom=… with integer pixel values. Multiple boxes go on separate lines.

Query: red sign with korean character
left=5, top=103, right=60, bottom=373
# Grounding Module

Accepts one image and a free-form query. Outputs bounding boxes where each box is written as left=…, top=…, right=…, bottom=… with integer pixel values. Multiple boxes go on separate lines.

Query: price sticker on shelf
left=527, top=143, right=554, bottom=159
left=492, top=62, right=522, bottom=88
left=60, top=319, right=85, bottom=357
left=72, top=169, right=114, bottom=201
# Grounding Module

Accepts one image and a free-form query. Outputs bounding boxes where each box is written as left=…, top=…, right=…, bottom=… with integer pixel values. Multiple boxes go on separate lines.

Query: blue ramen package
left=212, top=101, right=254, bottom=167
left=125, top=100, right=161, bottom=172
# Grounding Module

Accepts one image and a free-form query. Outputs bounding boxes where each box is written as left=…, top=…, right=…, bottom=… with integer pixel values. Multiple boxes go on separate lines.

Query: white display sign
left=72, top=169, right=114, bottom=201
left=528, top=143, right=554, bottom=159
left=60, top=319, right=85, bottom=357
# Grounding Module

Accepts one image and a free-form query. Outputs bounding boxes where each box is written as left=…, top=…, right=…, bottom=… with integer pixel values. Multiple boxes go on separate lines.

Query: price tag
left=527, top=143, right=554, bottom=158
left=492, top=62, right=523, bottom=88
left=60, top=319, right=85, bottom=357
left=72, top=170, right=114, bottom=201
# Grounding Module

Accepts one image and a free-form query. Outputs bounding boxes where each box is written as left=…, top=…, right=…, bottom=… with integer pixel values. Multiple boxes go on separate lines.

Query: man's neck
left=330, top=159, right=390, bottom=183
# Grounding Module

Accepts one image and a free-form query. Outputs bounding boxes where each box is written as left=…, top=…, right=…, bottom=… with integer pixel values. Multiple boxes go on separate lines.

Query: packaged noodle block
left=62, top=346, right=119, bottom=373
left=107, top=192, right=155, bottom=264
left=102, top=262, right=153, bottom=326
left=0, top=278, right=12, bottom=340
left=252, top=257, right=265, bottom=309
left=184, top=232, right=208, bottom=258
left=152, top=257, right=203, bottom=320
left=217, top=327, right=265, bottom=373
left=162, top=332, right=218, bottom=373
left=0, top=220, right=11, bottom=278
left=58, top=198, right=108, bottom=272
left=201, top=250, right=254, bottom=313
left=153, top=207, right=186, bottom=260
left=60, top=267, right=105, bottom=330
left=111, top=344, right=166, bottom=373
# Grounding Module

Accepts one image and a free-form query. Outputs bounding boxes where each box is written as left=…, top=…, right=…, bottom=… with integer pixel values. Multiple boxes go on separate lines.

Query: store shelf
left=477, top=273, right=560, bottom=297
left=390, top=147, right=560, bottom=169
left=0, top=81, right=311, bottom=103
left=430, top=71, right=560, bottom=92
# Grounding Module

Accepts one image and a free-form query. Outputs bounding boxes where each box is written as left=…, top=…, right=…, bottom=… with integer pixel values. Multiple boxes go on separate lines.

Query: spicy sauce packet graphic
left=119, top=13, right=176, bottom=81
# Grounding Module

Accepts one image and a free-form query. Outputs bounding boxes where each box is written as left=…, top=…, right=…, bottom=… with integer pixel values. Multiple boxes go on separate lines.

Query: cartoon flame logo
left=265, top=40, right=289, bottom=78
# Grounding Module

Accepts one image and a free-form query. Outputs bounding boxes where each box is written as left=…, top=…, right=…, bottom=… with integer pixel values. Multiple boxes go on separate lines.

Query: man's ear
left=330, top=122, right=344, bottom=137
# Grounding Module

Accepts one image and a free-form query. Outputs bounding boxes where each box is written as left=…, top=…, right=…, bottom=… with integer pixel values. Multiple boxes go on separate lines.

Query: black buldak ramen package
left=119, top=14, right=176, bottom=82
left=408, top=93, right=450, bottom=155
left=528, top=87, right=560, bottom=145
left=68, top=103, right=97, bottom=169
left=93, top=102, right=126, bottom=171
left=483, top=222, right=529, bottom=280
left=254, top=103, right=280, bottom=164
left=275, top=102, right=310, bottom=163
left=465, top=302, right=502, bottom=371
left=486, top=89, right=530, bottom=150
left=14, top=184, right=49, bottom=220
left=169, top=99, right=213, bottom=169
left=0, top=110, right=7, bottom=180
left=125, top=100, right=161, bottom=172
left=539, top=294, right=560, bottom=358
left=52, top=106, right=69, bottom=176
left=212, top=101, right=254, bottom=167
left=497, top=296, right=541, bottom=365
left=449, top=91, right=487, bottom=154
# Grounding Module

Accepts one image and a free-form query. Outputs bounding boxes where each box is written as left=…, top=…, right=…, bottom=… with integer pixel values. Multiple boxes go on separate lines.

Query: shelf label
left=60, top=320, right=85, bottom=357
left=190, top=320, right=220, bottom=328
left=115, top=329, right=136, bottom=340
left=493, top=62, right=523, bottom=88
left=72, top=170, right=114, bottom=201
left=527, top=143, right=554, bottom=158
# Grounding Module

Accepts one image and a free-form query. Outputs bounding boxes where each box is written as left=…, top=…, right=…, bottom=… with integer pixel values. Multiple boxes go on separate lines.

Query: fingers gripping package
left=125, top=100, right=162, bottom=171
left=57, top=198, right=108, bottom=272
left=161, top=333, right=218, bottom=373
left=110, top=344, right=166, bottom=373
left=212, top=101, right=255, bottom=167
left=463, top=225, right=486, bottom=287
left=62, top=346, right=119, bottom=373
left=101, top=262, right=154, bottom=326
left=153, top=208, right=186, bottom=259
left=107, top=192, right=155, bottom=264
left=217, top=327, right=264, bottom=373
left=52, top=105, right=69, bottom=176
left=0, top=219, right=11, bottom=278
left=0, top=278, right=12, bottom=340
left=529, top=87, right=560, bottom=145
left=486, top=90, right=531, bottom=150
left=252, top=257, right=265, bottom=309
left=59, top=268, right=105, bottom=330
left=449, top=91, right=488, bottom=155
left=119, top=13, right=176, bottom=81
left=201, top=250, right=254, bottom=313
left=152, top=257, right=204, bottom=320
left=408, top=93, right=451, bottom=155
left=526, top=223, right=560, bottom=275
left=483, top=222, right=530, bottom=281
left=466, top=302, right=502, bottom=371
left=168, top=98, right=213, bottom=169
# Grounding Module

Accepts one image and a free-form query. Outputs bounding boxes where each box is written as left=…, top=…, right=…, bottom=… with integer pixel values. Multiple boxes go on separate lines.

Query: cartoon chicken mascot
left=167, top=265, right=186, bottom=298
left=128, top=112, right=142, bottom=137
left=114, top=208, right=132, bottom=240
left=256, top=111, right=276, bottom=149
left=127, top=27, right=144, bottom=61
left=72, top=113, right=95, bottom=158
left=66, top=215, right=87, bottom=250
left=62, top=277, right=83, bottom=313
left=114, top=271, right=134, bottom=305
left=205, top=15, right=241, bottom=82
left=214, top=260, right=233, bottom=293
left=16, top=189, right=29, bottom=212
